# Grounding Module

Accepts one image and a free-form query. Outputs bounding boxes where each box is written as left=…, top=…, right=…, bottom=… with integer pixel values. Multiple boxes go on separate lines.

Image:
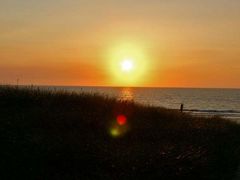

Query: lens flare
left=109, top=114, right=129, bottom=137
left=110, top=128, right=120, bottom=137
left=117, top=115, right=127, bottom=125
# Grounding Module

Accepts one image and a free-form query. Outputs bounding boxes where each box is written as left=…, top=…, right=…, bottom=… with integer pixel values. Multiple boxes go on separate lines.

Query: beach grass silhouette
left=0, top=86, right=240, bottom=179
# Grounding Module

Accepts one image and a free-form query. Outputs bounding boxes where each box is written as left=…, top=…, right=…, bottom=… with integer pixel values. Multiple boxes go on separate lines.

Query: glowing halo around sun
left=107, top=42, right=148, bottom=86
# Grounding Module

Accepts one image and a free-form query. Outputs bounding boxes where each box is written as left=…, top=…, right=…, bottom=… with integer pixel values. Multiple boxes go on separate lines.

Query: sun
left=121, top=59, right=134, bottom=72
left=106, top=42, right=149, bottom=86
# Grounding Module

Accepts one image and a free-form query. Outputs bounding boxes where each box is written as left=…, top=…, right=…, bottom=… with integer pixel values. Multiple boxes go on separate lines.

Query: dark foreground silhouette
left=0, top=86, right=240, bottom=180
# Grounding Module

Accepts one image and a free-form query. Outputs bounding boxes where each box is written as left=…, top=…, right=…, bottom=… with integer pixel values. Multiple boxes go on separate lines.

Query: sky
left=1, top=0, right=240, bottom=88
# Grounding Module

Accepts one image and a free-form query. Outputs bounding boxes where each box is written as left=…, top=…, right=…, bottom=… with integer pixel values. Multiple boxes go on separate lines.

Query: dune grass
left=0, top=85, right=240, bottom=179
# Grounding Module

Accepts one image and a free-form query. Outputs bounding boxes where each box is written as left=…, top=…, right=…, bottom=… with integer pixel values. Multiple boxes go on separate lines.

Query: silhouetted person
left=180, top=103, right=184, bottom=112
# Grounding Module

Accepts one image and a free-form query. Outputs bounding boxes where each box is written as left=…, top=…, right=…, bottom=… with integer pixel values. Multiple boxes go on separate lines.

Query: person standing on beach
left=180, top=103, right=184, bottom=112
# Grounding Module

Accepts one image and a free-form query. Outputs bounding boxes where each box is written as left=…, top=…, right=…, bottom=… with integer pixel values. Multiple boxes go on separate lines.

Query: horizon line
left=1, top=83, right=240, bottom=90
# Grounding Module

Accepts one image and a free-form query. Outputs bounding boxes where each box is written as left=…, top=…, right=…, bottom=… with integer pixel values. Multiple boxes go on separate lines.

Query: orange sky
left=1, top=0, right=240, bottom=88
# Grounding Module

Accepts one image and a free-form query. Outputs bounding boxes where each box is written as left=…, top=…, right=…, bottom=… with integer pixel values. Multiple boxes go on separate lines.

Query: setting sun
left=1, top=1, right=240, bottom=179
left=106, top=42, right=149, bottom=86
left=121, top=59, right=134, bottom=72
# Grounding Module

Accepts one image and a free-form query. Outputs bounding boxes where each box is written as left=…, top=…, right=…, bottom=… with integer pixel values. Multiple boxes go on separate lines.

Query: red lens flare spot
left=117, top=115, right=127, bottom=125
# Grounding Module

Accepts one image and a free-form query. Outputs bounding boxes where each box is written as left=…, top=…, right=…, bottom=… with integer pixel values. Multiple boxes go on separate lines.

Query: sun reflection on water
left=118, top=88, right=134, bottom=101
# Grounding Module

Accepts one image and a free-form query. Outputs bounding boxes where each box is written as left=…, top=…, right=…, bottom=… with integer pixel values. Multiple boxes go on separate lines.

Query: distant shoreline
left=1, top=84, right=240, bottom=121
left=1, top=84, right=240, bottom=90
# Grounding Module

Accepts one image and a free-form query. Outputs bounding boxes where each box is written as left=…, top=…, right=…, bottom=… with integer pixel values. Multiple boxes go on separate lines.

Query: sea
left=41, top=86, right=240, bottom=123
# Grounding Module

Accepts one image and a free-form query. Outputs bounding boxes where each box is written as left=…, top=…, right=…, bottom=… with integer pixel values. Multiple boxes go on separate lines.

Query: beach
left=1, top=86, right=240, bottom=179
left=39, top=86, right=240, bottom=122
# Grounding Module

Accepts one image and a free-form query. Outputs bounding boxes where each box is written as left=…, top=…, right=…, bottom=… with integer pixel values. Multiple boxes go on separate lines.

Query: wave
left=184, top=109, right=240, bottom=114
left=183, top=109, right=240, bottom=120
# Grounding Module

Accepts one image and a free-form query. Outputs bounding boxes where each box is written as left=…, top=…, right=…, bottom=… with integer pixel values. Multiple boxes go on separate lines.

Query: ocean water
left=42, top=86, right=240, bottom=122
